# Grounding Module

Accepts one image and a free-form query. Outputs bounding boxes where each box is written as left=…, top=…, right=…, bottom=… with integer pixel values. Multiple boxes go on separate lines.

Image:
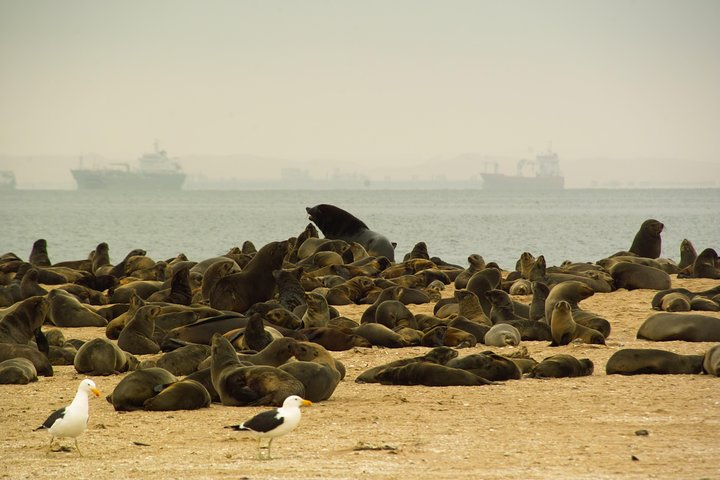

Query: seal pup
left=629, top=219, right=664, bottom=259
left=201, top=258, right=241, bottom=302
left=302, top=292, right=330, bottom=328
left=273, top=267, right=306, bottom=312
left=306, top=204, right=396, bottom=262
left=606, top=348, right=704, bottom=375
left=484, top=323, right=521, bottom=347
left=224, top=395, right=312, bottom=460
left=35, top=379, right=101, bottom=455
left=209, top=240, right=289, bottom=313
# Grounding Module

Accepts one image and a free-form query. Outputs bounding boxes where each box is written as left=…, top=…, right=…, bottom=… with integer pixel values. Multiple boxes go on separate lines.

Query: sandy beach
left=0, top=273, right=718, bottom=480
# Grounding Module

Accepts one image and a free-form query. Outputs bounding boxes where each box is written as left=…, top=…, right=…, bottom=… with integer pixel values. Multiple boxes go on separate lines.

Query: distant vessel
left=481, top=150, right=564, bottom=191
left=0, top=171, right=16, bottom=190
left=71, top=143, right=185, bottom=190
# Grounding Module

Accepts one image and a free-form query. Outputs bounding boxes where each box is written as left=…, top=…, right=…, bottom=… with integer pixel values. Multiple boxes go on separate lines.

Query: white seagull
left=35, top=378, right=101, bottom=455
left=225, top=395, right=312, bottom=459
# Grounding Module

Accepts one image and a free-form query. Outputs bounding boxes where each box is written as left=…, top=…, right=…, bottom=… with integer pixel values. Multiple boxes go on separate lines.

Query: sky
left=1, top=0, right=719, bottom=186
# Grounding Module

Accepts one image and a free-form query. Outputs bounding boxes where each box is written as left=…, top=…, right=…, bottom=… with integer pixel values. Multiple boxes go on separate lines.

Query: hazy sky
left=1, top=0, right=719, bottom=167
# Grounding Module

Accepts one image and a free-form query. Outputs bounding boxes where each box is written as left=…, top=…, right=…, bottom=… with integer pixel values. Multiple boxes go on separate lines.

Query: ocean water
left=1, top=189, right=718, bottom=271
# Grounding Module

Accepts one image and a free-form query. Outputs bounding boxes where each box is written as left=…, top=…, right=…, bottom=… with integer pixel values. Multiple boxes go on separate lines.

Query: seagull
left=225, top=395, right=312, bottom=460
left=35, top=378, right=101, bottom=456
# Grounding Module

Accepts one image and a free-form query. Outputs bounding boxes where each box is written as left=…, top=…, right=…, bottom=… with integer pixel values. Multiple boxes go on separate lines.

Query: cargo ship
left=71, top=143, right=185, bottom=190
left=480, top=150, right=564, bottom=191
left=0, top=171, right=16, bottom=190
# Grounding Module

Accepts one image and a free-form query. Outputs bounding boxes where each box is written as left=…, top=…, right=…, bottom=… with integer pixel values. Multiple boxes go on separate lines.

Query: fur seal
left=375, top=362, right=495, bottom=386
left=543, top=281, right=595, bottom=323
left=353, top=322, right=408, bottom=348
left=156, top=344, right=211, bottom=376
left=637, top=313, right=720, bottom=342
left=690, top=248, right=720, bottom=279
left=279, top=354, right=341, bottom=402
left=606, top=348, right=704, bottom=375
left=659, top=292, right=692, bottom=312
left=454, top=254, right=486, bottom=289
left=0, top=295, right=50, bottom=351
left=374, top=299, right=416, bottom=330
left=302, top=292, right=330, bottom=328
left=528, top=354, right=594, bottom=378
left=529, top=281, right=549, bottom=321
left=46, top=289, right=108, bottom=327
left=299, top=326, right=372, bottom=351
left=200, top=258, right=241, bottom=301
left=210, top=333, right=304, bottom=406
left=19, top=267, right=48, bottom=299
left=0, top=357, right=38, bottom=384
left=28, top=239, right=52, bottom=267
left=421, top=325, right=477, bottom=348
left=110, top=280, right=163, bottom=304
left=455, top=289, right=492, bottom=325
left=209, top=240, right=289, bottom=313
left=447, top=316, right=491, bottom=343
left=273, top=267, right=306, bottom=312
left=678, top=238, right=698, bottom=271
left=484, top=323, right=521, bottom=347
left=325, top=276, right=376, bottom=305
left=306, top=204, right=396, bottom=262
left=0, top=343, right=52, bottom=376
left=142, top=379, right=211, bottom=411
left=73, top=338, right=135, bottom=376
left=355, top=346, right=458, bottom=383
left=445, top=351, right=522, bottom=381
left=465, top=268, right=502, bottom=316
left=703, top=344, right=720, bottom=376
left=117, top=305, right=162, bottom=355
left=608, top=262, right=671, bottom=290
left=108, top=367, right=178, bottom=411
left=629, top=219, right=663, bottom=259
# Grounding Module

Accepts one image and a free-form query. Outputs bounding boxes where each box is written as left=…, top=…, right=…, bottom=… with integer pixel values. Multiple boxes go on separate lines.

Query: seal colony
left=0, top=211, right=718, bottom=474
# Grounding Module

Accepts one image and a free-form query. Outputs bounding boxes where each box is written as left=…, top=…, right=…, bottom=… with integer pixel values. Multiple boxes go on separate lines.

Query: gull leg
left=75, top=438, right=83, bottom=457
left=46, top=436, right=54, bottom=455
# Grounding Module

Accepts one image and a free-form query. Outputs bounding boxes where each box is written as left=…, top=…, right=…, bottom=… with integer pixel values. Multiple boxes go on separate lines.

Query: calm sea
left=1, top=189, right=718, bottom=271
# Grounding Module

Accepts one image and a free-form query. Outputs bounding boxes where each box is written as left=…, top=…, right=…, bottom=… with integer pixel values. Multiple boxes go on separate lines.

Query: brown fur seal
left=375, top=362, right=495, bottom=386
left=0, top=343, right=52, bottom=376
left=629, top=219, right=664, bottom=259
left=210, top=333, right=304, bottom=406
left=325, top=276, right=376, bottom=305
left=117, top=305, right=162, bottom=355
left=678, top=238, right=698, bottom=271
left=28, top=239, right=52, bottom=267
left=142, top=379, right=211, bottom=411
left=483, top=323, right=521, bottom=347
left=703, top=344, right=720, bottom=376
left=454, top=254, right=486, bottom=289
left=299, top=326, right=372, bottom=351
left=446, top=351, right=522, bottom=381
left=374, top=299, right=416, bottom=329
left=273, top=267, right=306, bottom=312
left=279, top=358, right=340, bottom=402
left=528, top=354, right=594, bottom=378
left=690, top=248, right=720, bottom=279
left=302, top=292, right=330, bottom=328
left=466, top=268, right=502, bottom=316
left=421, top=325, right=477, bottom=348
left=659, top=292, right=692, bottom=312
left=543, top=281, right=595, bottom=323
left=0, top=357, right=38, bottom=384
left=201, top=258, right=241, bottom=301
left=46, top=289, right=108, bottom=327
left=0, top=296, right=50, bottom=351
left=608, top=261, right=671, bottom=290
left=156, top=344, right=211, bottom=376
left=455, top=289, right=492, bottom=325
left=209, top=240, right=289, bottom=313
left=110, top=280, right=163, bottom=304
left=73, top=338, right=135, bottom=376
left=606, top=348, right=704, bottom=375
left=306, top=204, right=396, bottom=262
left=108, top=367, right=178, bottom=411
left=355, top=346, right=458, bottom=384
left=550, top=300, right=577, bottom=346
left=529, top=281, right=549, bottom=321
left=637, top=313, right=720, bottom=342
left=353, top=322, right=408, bottom=348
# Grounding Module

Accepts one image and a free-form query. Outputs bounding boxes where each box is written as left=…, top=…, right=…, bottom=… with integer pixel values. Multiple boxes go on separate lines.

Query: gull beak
left=91, top=388, right=101, bottom=397
left=302, top=399, right=312, bottom=407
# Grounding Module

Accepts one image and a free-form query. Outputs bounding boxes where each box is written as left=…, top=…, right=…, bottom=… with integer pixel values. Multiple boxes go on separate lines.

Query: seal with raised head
left=142, top=379, right=211, bottom=411
left=210, top=333, right=304, bottom=406
left=201, top=258, right=241, bottom=302
left=628, top=219, right=664, bottom=259
left=28, top=239, right=52, bottom=267
left=690, top=248, right=720, bottom=279
left=46, top=289, right=108, bottom=327
left=637, top=313, right=720, bottom=342
left=606, top=348, right=704, bottom=375
left=117, top=305, right=162, bottom=355
left=209, top=240, right=289, bottom=313
left=306, top=204, right=396, bottom=262
left=0, top=295, right=50, bottom=355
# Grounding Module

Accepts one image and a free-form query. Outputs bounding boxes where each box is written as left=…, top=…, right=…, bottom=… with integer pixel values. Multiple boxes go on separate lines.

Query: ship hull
left=71, top=170, right=186, bottom=190
left=480, top=173, right=564, bottom=191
